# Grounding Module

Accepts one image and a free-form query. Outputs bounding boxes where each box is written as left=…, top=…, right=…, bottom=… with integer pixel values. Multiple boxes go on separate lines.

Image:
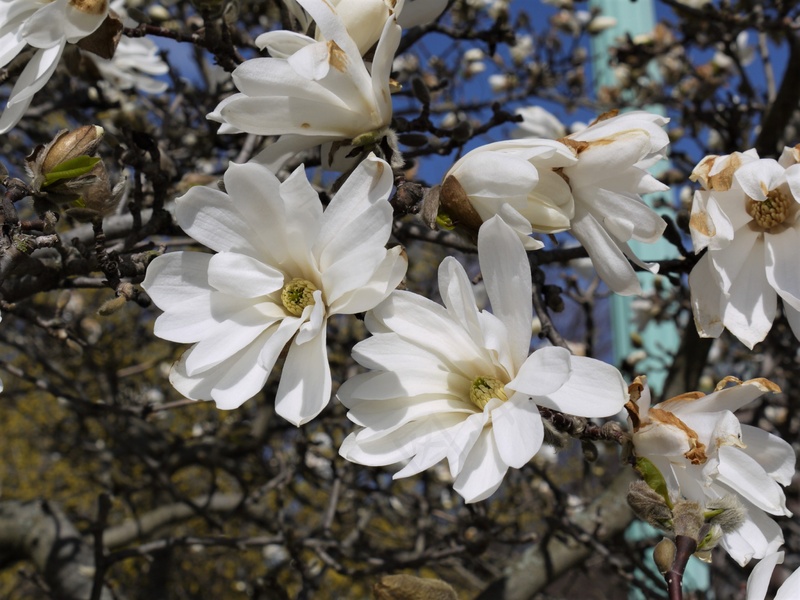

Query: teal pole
left=588, top=1, right=709, bottom=597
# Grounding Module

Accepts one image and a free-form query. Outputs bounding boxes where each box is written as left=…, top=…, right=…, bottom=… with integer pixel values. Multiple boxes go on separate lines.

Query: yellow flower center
left=746, top=189, right=791, bottom=230
left=281, top=278, right=317, bottom=317
left=469, top=376, right=508, bottom=410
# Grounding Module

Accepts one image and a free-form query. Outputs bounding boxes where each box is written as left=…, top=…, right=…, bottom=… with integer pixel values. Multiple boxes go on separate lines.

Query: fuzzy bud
left=671, top=500, right=705, bottom=541
left=627, top=480, right=672, bottom=530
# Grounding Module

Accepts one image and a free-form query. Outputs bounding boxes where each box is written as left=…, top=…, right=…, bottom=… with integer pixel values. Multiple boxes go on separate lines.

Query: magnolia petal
left=182, top=305, right=276, bottom=376
left=716, top=446, right=790, bottom=516
left=316, top=155, right=393, bottom=265
left=219, top=95, right=367, bottom=137
left=275, top=328, right=331, bottom=425
left=740, top=425, right=796, bottom=487
left=350, top=332, right=450, bottom=373
left=207, top=252, right=284, bottom=297
left=534, top=354, right=627, bottom=418
left=397, top=0, right=448, bottom=27
left=258, top=316, right=304, bottom=373
left=439, top=256, right=482, bottom=341
left=453, top=428, right=508, bottom=503
left=454, top=152, right=539, bottom=206
left=571, top=208, right=642, bottom=296
left=664, top=382, right=776, bottom=417
left=720, top=498, right=783, bottom=566
left=369, top=16, right=401, bottom=122
left=142, top=252, right=213, bottom=309
left=689, top=254, right=725, bottom=339
left=255, top=30, right=314, bottom=56
left=507, top=346, right=572, bottom=397
left=775, top=563, right=800, bottom=600
left=328, top=246, right=406, bottom=314
left=175, top=186, right=260, bottom=255
left=491, top=394, right=544, bottom=468
left=170, top=334, right=270, bottom=409
left=734, top=159, right=785, bottom=201
left=366, top=291, right=490, bottom=374
left=478, top=215, right=533, bottom=370
left=784, top=303, right=800, bottom=341
left=721, top=243, right=776, bottom=349
left=0, top=43, right=63, bottom=133
left=710, top=229, right=759, bottom=293
left=765, top=228, right=800, bottom=311
left=746, top=552, right=783, bottom=600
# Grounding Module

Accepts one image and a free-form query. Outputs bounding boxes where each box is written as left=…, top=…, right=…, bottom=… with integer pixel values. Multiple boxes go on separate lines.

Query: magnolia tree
left=1, top=0, right=799, bottom=599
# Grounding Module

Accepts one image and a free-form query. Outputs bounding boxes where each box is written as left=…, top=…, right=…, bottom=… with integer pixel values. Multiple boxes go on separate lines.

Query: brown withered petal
left=76, top=11, right=124, bottom=60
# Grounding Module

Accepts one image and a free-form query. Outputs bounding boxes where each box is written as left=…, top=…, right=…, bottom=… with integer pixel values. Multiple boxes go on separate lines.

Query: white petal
left=258, top=316, right=304, bottom=372
left=439, top=257, right=482, bottom=341
left=329, top=246, right=406, bottom=314
left=175, top=186, right=261, bottom=255
left=571, top=207, right=642, bottom=295
left=775, top=563, right=800, bottom=600
left=720, top=498, right=784, bottom=566
left=207, top=252, right=284, bottom=297
left=716, top=446, right=790, bottom=516
left=710, top=229, right=759, bottom=293
left=734, top=159, right=784, bottom=201
left=661, top=380, right=776, bottom=416
left=765, top=227, right=800, bottom=311
left=0, top=43, right=63, bottom=133
left=535, top=354, right=628, bottom=417
left=143, top=252, right=213, bottom=310
left=491, top=394, right=544, bottom=468
left=453, top=428, right=508, bottom=503
left=739, top=425, right=796, bottom=487
left=721, top=241, right=776, bottom=349
left=350, top=331, right=450, bottom=373
left=689, top=253, right=725, bottom=339
left=747, top=552, right=783, bottom=600
left=169, top=332, right=271, bottom=409
left=275, top=328, right=331, bottom=425
left=507, top=346, right=572, bottom=397
left=478, top=215, right=532, bottom=370
left=453, top=152, right=539, bottom=206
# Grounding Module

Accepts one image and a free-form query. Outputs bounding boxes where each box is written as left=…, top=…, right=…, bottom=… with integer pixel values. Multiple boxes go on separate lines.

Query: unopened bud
left=653, top=537, right=676, bottom=575
left=33, top=126, right=104, bottom=176
left=627, top=480, right=672, bottom=530
left=672, top=500, right=704, bottom=541
left=704, top=496, right=746, bottom=533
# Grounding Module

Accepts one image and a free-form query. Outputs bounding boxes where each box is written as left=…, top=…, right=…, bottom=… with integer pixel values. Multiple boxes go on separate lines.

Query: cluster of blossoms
left=2, top=0, right=799, bottom=594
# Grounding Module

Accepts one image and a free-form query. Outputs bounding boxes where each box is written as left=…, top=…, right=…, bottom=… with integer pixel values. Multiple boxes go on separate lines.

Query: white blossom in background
left=689, top=149, right=800, bottom=348
left=142, top=155, right=406, bottom=425
left=512, top=106, right=566, bottom=140
left=562, top=111, right=670, bottom=295
left=443, top=138, right=578, bottom=249
left=339, top=215, right=628, bottom=503
left=88, top=0, right=168, bottom=94
left=747, top=552, right=800, bottom=600
left=208, top=0, right=401, bottom=171
left=628, top=377, right=795, bottom=566
left=0, top=0, right=109, bottom=133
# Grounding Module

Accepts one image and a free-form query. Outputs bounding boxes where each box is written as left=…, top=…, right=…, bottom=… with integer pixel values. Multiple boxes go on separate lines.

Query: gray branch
left=0, top=499, right=117, bottom=600
left=475, top=469, right=636, bottom=600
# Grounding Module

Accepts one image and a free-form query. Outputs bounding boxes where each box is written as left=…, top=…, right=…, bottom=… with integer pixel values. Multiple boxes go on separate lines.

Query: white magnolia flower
left=689, top=149, right=800, bottom=349
left=142, top=155, right=407, bottom=425
left=339, top=215, right=628, bottom=503
left=208, top=0, right=400, bottom=172
left=512, top=105, right=566, bottom=140
left=562, top=111, right=670, bottom=295
left=628, top=377, right=795, bottom=566
left=396, top=0, right=448, bottom=28
left=747, top=552, right=800, bottom=600
left=89, top=0, right=168, bottom=94
left=443, top=138, right=578, bottom=249
left=0, top=0, right=109, bottom=133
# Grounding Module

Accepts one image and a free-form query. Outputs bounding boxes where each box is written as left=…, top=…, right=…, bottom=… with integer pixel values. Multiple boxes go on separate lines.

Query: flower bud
left=373, top=574, right=457, bottom=600
left=653, top=537, right=676, bottom=575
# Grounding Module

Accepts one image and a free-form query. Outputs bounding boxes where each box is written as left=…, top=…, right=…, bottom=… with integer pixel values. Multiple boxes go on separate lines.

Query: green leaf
left=635, top=457, right=673, bottom=508
left=43, top=156, right=101, bottom=187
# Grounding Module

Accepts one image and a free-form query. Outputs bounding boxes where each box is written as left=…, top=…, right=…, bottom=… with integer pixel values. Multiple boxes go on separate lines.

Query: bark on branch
left=0, top=499, right=117, bottom=600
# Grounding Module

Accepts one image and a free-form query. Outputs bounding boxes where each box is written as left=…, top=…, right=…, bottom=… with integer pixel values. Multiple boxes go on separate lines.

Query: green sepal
left=43, top=156, right=101, bottom=187
left=635, top=457, right=673, bottom=509
left=436, top=212, right=455, bottom=231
